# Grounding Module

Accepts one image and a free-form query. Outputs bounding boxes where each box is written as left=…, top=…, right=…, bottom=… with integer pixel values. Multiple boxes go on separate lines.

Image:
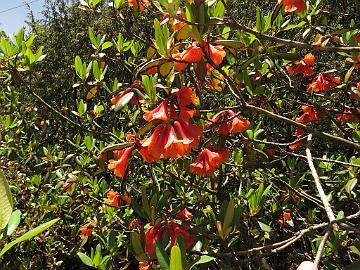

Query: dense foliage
left=0, top=0, right=360, bottom=269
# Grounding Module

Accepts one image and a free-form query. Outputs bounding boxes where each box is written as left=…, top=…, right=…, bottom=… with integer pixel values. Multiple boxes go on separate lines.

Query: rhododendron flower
left=350, top=83, right=360, bottom=99
left=172, top=87, right=197, bottom=107
left=107, top=191, right=119, bottom=207
left=208, top=110, right=250, bottom=135
left=145, top=224, right=166, bottom=256
left=336, top=108, right=360, bottom=123
left=202, top=41, right=226, bottom=70
left=138, top=261, right=150, bottom=270
left=80, top=223, right=93, bottom=239
left=146, top=66, right=158, bottom=75
left=289, top=141, right=303, bottom=151
left=190, top=147, right=230, bottom=176
left=108, top=147, right=133, bottom=178
left=121, top=194, right=132, bottom=204
left=168, top=221, right=196, bottom=249
left=278, top=0, right=306, bottom=13
left=129, top=0, right=150, bottom=11
left=277, top=211, right=292, bottom=225
left=181, top=43, right=203, bottom=63
left=296, top=106, right=319, bottom=124
left=306, top=73, right=341, bottom=93
left=141, top=120, right=203, bottom=160
left=143, top=99, right=170, bottom=122
left=176, top=208, right=193, bottom=221
left=287, top=53, right=315, bottom=77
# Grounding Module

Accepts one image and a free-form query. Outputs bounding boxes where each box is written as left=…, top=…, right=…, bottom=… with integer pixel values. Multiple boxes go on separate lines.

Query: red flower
left=287, top=53, right=315, bottom=77
left=306, top=73, right=341, bottom=93
left=168, top=222, right=196, bottom=249
left=278, top=0, right=306, bottom=13
left=277, top=211, right=292, bottom=225
left=181, top=43, right=203, bottom=63
left=296, top=105, right=319, bottom=124
left=336, top=108, right=360, bottom=123
left=289, top=141, right=303, bottom=151
left=121, top=194, right=132, bottom=204
left=141, top=120, right=203, bottom=161
left=143, top=99, right=170, bottom=122
left=145, top=224, right=165, bottom=256
left=138, top=261, right=150, bottom=270
left=172, top=87, right=197, bottom=107
left=202, top=41, right=226, bottom=70
left=129, top=0, right=150, bottom=11
left=208, top=110, right=250, bottom=135
left=176, top=208, right=193, bottom=221
left=129, top=219, right=142, bottom=230
left=294, top=128, right=305, bottom=138
left=107, top=191, right=119, bottom=207
left=108, top=147, right=133, bottom=178
left=190, top=147, right=230, bottom=176
left=146, top=66, right=158, bottom=75
left=80, top=223, right=93, bottom=239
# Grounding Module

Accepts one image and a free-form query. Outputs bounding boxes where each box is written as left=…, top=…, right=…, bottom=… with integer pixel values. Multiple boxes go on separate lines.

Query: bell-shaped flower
left=176, top=208, right=193, bottom=221
left=208, top=110, right=250, bottom=135
left=336, top=108, right=360, bottom=123
left=167, top=221, right=196, bottom=249
left=278, top=0, right=306, bottom=13
left=143, top=99, right=170, bottom=122
left=108, top=147, right=133, bottom=178
left=287, top=53, right=315, bottom=77
left=306, top=73, right=341, bottom=93
left=295, top=105, right=319, bottom=124
left=190, top=147, right=230, bottom=176
left=107, top=191, right=119, bottom=207
left=145, top=223, right=166, bottom=256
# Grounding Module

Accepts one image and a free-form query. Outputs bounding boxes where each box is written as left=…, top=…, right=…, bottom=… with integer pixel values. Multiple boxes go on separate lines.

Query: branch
left=222, top=19, right=360, bottom=53
left=306, top=134, right=336, bottom=222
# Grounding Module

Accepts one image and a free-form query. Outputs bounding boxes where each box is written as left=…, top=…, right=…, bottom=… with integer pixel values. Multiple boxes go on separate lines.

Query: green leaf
left=0, top=170, right=13, bottom=230
left=189, top=255, right=216, bottom=270
left=6, top=210, right=21, bottom=236
left=154, top=19, right=167, bottom=57
left=77, top=252, right=93, bottom=267
left=114, top=91, right=134, bottom=111
left=155, top=241, right=170, bottom=270
left=223, top=198, right=234, bottom=233
left=258, top=221, right=271, bottom=233
left=92, top=60, right=101, bottom=81
left=170, top=244, right=183, bottom=270
left=101, top=41, right=113, bottom=50
left=88, top=27, right=98, bottom=49
left=75, top=56, right=85, bottom=79
left=0, top=218, right=59, bottom=257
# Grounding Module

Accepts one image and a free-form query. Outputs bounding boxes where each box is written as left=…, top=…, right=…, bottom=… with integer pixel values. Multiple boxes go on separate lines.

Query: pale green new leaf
left=0, top=170, right=13, bottom=230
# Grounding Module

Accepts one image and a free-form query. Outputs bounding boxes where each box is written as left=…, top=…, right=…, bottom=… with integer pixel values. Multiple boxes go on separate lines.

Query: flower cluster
left=287, top=53, right=315, bottom=77
left=207, top=110, right=250, bottom=135
left=190, top=147, right=230, bottom=176
left=306, top=73, right=341, bottom=93
left=278, top=0, right=307, bottom=13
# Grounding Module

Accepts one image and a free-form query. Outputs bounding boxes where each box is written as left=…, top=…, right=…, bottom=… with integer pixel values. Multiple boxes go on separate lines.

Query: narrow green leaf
left=114, top=92, right=134, bottom=111
left=170, top=244, right=183, bottom=270
left=77, top=252, right=93, bottom=267
left=6, top=210, right=21, bottom=236
left=0, top=218, right=59, bottom=257
left=155, top=241, right=170, bottom=270
left=0, top=170, right=13, bottom=230
left=190, top=255, right=216, bottom=270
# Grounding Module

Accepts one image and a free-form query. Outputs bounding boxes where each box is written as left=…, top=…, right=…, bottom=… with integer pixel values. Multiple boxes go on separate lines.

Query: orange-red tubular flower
left=143, top=99, right=170, bottom=122
left=278, top=0, right=307, bottom=13
left=172, top=87, right=197, bottom=107
left=108, top=147, right=133, bottom=178
left=202, top=41, right=226, bottom=70
left=176, top=208, right=193, bottom=221
left=190, top=147, right=230, bottom=176
left=80, top=223, right=93, bottom=239
left=295, top=105, right=319, bottom=124
left=107, top=191, right=119, bottom=207
left=145, top=224, right=165, bottom=256
left=209, top=110, right=250, bottom=135
left=181, top=43, right=203, bottom=63
left=168, top=222, right=196, bottom=249
left=336, top=108, right=360, bottom=123
left=287, top=53, right=315, bottom=77
left=138, top=261, right=150, bottom=270
left=306, top=73, right=341, bottom=93
left=128, top=0, right=150, bottom=11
